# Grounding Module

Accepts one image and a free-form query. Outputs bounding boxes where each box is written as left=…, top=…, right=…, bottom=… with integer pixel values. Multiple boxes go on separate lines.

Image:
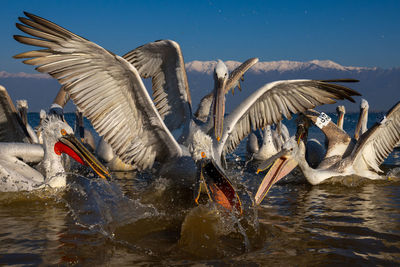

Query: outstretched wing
left=123, top=40, right=192, bottom=131
left=0, top=85, right=32, bottom=143
left=14, top=12, right=182, bottom=170
left=351, top=101, right=400, bottom=173
left=214, top=79, right=360, bottom=157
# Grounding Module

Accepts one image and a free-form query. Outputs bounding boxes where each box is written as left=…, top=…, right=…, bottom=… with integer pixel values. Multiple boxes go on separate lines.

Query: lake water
left=0, top=112, right=399, bottom=266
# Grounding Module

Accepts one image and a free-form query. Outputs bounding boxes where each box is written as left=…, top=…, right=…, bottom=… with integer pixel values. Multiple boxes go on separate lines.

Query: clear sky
left=1, top=0, right=399, bottom=74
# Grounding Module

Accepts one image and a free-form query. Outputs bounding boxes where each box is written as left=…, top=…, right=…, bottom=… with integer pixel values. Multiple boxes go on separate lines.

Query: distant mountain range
left=1, top=60, right=399, bottom=112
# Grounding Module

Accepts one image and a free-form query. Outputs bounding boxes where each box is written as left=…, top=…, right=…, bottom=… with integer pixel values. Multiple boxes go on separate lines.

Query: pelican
left=0, top=115, right=110, bottom=192
left=354, top=99, right=369, bottom=140
left=248, top=126, right=279, bottom=160
left=15, top=99, right=39, bottom=143
left=255, top=101, right=400, bottom=205
left=0, top=85, right=34, bottom=143
left=36, top=109, right=47, bottom=144
left=336, top=105, right=345, bottom=130
left=13, top=12, right=361, bottom=212
left=246, top=122, right=289, bottom=161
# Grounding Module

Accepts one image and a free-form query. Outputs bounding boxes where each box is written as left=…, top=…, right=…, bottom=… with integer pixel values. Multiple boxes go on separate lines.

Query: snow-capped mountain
left=185, top=59, right=376, bottom=74
left=1, top=60, right=399, bottom=112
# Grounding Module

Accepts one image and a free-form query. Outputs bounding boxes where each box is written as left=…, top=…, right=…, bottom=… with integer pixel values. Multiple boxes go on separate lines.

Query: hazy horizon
left=2, top=58, right=399, bottom=113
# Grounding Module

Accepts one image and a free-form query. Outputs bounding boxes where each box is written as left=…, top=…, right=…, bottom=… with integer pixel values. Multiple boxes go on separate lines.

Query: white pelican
left=0, top=115, right=110, bottom=192
left=246, top=122, right=289, bottom=161
left=354, top=99, right=369, bottom=140
left=255, top=126, right=280, bottom=160
left=0, top=85, right=35, bottom=143
left=36, top=109, right=47, bottom=144
left=336, top=105, right=345, bottom=130
left=13, top=12, right=361, bottom=212
left=15, top=99, right=39, bottom=143
left=255, top=101, right=400, bottom=205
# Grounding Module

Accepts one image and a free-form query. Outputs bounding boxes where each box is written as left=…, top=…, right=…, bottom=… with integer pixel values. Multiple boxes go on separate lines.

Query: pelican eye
left=61, top=129, right=67, bottom=136
left=201, top=152, right=206, bottom=158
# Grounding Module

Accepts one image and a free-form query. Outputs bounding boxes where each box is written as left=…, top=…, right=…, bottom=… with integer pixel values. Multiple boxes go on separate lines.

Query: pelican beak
left=54, top=133, right=111, bottom=180
left=195, top=159, right=242, bottom=214
left=354, top=113, right=362, bottom=140
left=254, top=150, right=298, bottom=205
left=18, top=106, right=28, bottom=126
left=354, top=107, right=368, bottom=140
left=213, top=76, right=227, bottom=142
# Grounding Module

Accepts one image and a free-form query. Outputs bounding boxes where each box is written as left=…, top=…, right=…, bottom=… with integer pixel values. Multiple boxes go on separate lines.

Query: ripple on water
left=1, top=112, right=400, bottom=265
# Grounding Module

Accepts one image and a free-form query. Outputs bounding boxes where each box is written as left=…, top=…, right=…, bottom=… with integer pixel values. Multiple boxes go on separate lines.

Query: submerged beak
left=195, top=159, right=242, bottom=214
left=214, top=77, right=227, bottom=142
left=54, top=134, right=111, bottom=180
left=254, top=150, right=298, bottom=205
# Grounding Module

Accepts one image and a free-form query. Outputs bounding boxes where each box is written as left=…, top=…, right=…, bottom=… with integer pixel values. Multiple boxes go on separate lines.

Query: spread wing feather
left=123, top=40, right=192, bottom=131
left=215, top=79, right=360, bottom=157
left=351, top=101, right=400, bottom=173
left=14, top=12, right=182, bottom=170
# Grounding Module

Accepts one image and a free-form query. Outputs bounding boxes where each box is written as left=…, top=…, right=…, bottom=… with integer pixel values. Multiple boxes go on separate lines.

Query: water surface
left=0, top=112, right=399, bottom=266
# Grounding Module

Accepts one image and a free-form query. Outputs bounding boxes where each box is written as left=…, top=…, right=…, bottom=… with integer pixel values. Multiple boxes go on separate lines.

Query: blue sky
left=1, top=0, right=399, bottom=73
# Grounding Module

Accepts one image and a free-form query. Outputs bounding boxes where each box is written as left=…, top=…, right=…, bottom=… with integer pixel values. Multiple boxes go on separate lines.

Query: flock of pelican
left=1, top=12, right=399, bottom=213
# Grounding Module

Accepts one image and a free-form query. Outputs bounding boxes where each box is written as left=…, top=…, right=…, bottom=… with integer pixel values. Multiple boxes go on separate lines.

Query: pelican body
left=0, top=85, right=34, bottom=144
left=247, top=122, right=290, bottom=161
left=0, top=116, right=110, bottom=192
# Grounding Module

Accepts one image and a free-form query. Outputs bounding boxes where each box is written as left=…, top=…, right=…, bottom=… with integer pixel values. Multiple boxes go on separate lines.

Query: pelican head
left=39, top=109, right=47, bottom=120
left=40, top=116, right=110, bottom=184
left=254, top=120, right=309, bottom=205
left=336, top=105, right=346, bottom=114
left=213, top=60, right=229, bottom=142
left=360, top=98, right=369, bottom=110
